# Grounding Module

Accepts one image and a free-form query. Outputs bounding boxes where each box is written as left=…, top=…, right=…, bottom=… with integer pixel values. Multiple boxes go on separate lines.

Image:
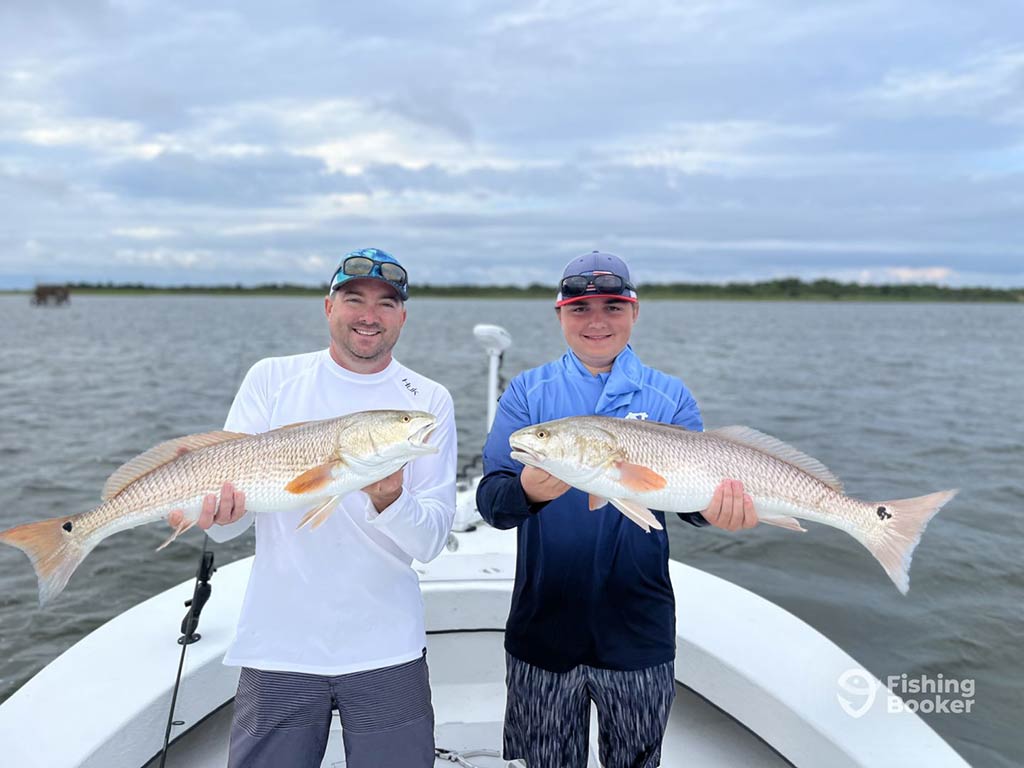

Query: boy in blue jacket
left=476, top=251, right=759, bottom=768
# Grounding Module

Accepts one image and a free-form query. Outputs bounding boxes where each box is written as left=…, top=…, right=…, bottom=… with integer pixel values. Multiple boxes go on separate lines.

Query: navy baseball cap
left=329, top=248, right=409, bottom=301
left=555, top=251, right=638, bottom=307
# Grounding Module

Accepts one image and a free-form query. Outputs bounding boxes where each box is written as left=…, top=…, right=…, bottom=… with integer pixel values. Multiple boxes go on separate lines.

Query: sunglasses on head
left=334, top=256, right=408, bottom=288
left=559, top=273, right=634, bottom=299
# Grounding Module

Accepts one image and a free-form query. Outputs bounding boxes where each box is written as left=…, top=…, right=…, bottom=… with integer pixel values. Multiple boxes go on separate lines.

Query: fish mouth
left=510, top=447, right=544, bottom=468
left=409, top=420, right=438, bottom=450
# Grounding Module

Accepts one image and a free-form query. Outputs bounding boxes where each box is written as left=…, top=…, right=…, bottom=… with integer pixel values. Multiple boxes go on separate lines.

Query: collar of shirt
left=562, top=345, right=643, bottom=415
left=321, top=349, right=400, bottom=384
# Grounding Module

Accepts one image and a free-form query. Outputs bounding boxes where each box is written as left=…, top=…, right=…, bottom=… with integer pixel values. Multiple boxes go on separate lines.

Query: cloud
left=110, top=226, right=178, bottom=240
left=0, top=100, right=157, bottom=158
left=854, top=47, right=1024, bottom=121
left=0, top=1, right=1022, bottom=288
left=860, top=267, right=955, bottom=284
left=609, top=121, right=837, bottom=175
left=113, top=247, right=205, bottom=268
left=104, top=150, right=358, bottom=205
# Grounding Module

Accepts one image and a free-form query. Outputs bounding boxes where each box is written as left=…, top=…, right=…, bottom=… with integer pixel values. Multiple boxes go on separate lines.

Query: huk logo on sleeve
left=402, top=378, right=419, bottom=396
left=624, top=411, right=649, bottom=420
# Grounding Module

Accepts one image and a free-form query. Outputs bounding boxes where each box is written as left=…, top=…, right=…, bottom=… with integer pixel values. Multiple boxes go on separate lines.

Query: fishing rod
left=158, top=536, right=216, bottom=767
left=157, top=349, right=242, bottom=766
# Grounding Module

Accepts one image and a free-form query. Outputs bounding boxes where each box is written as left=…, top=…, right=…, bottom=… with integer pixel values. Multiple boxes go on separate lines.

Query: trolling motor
left=472, top=323, right=512, bottom=433
left=449, top=325, right=513, bottom=538
left=178, top=549, right=216, bottom=644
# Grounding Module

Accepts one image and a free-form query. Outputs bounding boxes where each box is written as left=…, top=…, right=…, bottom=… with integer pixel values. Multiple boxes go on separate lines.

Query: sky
left=1, top=0, right=1023, bottom=288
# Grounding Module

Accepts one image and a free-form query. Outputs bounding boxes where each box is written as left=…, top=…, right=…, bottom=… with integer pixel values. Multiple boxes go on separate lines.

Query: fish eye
left=537, top=430, right=548, bottom=439
left=401, top=415, right=411, bottom=423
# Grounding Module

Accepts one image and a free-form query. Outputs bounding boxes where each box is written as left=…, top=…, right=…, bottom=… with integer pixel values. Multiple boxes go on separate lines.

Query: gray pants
left=228, top=653, right=434, bottom=768
left=503, top=653, right=675, bottom=768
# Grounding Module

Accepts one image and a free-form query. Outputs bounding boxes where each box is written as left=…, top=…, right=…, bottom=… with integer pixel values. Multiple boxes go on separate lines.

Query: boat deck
left=1, top=516, right=966, bottom=767
left=146, top=630, right=789, bottom=768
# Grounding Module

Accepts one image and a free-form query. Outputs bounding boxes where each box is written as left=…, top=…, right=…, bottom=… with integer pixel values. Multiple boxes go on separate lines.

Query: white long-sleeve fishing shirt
left=206, top=349, right=457, bottom=675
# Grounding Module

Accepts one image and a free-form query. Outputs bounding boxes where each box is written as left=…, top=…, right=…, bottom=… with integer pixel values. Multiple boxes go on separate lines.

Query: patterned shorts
left=503, top=652, right=676, bottom=768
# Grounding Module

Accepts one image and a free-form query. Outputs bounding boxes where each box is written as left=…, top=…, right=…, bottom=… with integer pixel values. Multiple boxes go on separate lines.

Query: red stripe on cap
left=555, top=294, right=638, bottom=307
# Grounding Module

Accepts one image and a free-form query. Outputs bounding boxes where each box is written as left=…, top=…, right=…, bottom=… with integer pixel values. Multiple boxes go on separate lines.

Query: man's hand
left=520, top=466, right=571, bottom=504
left=167, top=482, right=247, bottom=531
left=702, top=479, right=758, bottom=531
left=363, top=468, right=404, bottom=513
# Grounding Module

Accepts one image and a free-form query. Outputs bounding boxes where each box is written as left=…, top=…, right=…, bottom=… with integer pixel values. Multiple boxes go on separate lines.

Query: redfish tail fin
left=864, top=489, right=957, bottom=594
left=0, top=514, right=95, bottom=606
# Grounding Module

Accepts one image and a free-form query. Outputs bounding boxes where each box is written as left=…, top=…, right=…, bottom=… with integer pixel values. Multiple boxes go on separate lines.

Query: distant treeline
left=51, top=279, right=1024, bottom=301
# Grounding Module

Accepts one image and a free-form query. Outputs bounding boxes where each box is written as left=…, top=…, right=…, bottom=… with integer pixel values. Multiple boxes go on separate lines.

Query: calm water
left=0, top=295, right=1020, bottom=767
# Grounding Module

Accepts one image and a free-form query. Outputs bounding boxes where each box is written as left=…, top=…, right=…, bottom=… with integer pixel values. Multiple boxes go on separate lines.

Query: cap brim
left=555, top=293, right=638, bottom=307
left=330, top=275, right=407, bottom=301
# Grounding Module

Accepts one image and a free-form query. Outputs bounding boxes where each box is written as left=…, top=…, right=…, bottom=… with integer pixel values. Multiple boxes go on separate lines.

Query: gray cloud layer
left=1, top=0, right=1023, bottom=287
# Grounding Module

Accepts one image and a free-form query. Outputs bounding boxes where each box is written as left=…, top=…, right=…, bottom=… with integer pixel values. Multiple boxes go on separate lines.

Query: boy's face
left=557, top=296, right=639, bottom=374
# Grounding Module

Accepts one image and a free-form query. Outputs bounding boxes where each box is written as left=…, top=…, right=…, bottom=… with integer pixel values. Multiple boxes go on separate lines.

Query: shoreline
left=5, top=284, right=1023, bottom=302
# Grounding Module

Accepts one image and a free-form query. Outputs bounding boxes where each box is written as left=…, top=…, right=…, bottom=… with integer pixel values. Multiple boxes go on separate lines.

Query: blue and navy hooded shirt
left=476, top=345, right=707, bottom=673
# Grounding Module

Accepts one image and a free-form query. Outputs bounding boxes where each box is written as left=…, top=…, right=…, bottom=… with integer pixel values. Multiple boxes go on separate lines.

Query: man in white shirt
left=170, top=248, right=457, bottom=768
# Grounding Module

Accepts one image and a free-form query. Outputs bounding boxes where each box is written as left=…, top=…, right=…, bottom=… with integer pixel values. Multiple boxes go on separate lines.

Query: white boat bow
left=0, top=504, right=966, bottom=767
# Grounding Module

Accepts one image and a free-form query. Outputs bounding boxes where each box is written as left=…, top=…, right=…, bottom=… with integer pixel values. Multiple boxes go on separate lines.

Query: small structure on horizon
left=32, top=284, right=71, bottom=306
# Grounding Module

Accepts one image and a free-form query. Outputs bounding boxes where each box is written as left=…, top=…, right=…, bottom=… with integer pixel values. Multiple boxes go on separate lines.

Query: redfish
left=510, top=416, right=956, bottom=593
left=0, top=410, right=438, bottom=605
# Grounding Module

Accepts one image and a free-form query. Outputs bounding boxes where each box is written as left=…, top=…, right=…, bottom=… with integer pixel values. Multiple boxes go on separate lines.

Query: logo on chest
left=624, top=411, right=649, bottom=421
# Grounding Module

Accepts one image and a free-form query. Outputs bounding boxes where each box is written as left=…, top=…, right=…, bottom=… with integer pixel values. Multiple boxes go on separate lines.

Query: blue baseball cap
left=555, top=251, right=638, bottom=306
left=329, top=248, right=409, bottom=301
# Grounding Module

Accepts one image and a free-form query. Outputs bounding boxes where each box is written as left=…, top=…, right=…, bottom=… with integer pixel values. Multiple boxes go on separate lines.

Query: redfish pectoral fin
left=614, top=461, right=667, bottom=492
left=285, top=461, right=342, bottom=494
